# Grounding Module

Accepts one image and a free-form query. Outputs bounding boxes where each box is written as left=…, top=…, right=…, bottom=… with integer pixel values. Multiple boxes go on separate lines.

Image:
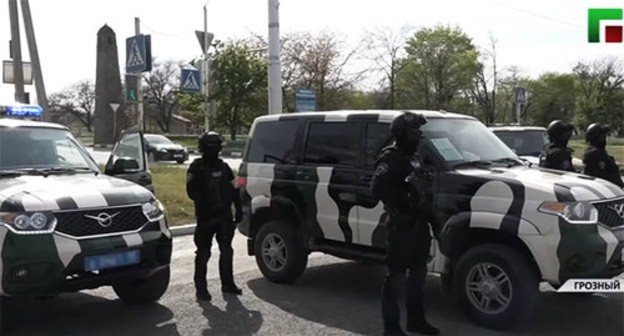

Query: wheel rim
left=261, top=233, right=287, bottom=272
left=465, top=262, right=513, bottom=315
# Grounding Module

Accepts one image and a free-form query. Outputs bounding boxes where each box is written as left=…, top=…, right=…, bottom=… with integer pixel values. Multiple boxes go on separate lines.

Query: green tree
left=396, top=25, right=479, bottom=111
left=213, top=41, right=268, bottom=140
left=177, top=93, right=204, bottom=128
left=525, top=73, right=577, bottom=127
left=573, top=58, right=624, bottom=134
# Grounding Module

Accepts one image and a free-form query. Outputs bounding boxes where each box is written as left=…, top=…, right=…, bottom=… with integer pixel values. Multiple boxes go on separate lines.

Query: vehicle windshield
left=421, top=118, right=518, bottom=166
left=493, top=130, right=547, bottom=157
left=0, top=127, right=99, bottom=172
left=145, top=135, right=172, bottom=144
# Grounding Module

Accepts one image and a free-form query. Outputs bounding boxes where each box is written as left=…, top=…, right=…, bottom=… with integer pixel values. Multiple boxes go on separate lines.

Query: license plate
left=84, top=250, right=141, bottom=272
left=173, top=154, right=183, bottom=158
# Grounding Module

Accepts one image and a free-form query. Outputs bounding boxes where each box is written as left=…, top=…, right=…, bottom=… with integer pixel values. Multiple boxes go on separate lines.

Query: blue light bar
left=1, top=105, right=43, bottom=117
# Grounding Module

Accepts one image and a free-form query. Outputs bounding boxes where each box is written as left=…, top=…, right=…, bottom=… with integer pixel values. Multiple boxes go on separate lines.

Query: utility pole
left=21, top=0, right=48, bottom=120
left=203, top=5, right=210, bottom=132
left=8, top=0, right=25, bottom=103
left=135, top=17, right=144, bottom=132
left=268, top=0, right=283, bottom=115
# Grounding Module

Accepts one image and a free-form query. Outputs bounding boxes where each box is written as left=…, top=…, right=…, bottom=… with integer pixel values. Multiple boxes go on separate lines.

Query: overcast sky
left=0, top=0, right=623, bottom=104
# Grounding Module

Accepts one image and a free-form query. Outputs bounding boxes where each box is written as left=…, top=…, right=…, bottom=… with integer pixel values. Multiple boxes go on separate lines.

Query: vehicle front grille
left=594, top=199, right=624, bottom=228
left=54, top=205, right=148, bottom=238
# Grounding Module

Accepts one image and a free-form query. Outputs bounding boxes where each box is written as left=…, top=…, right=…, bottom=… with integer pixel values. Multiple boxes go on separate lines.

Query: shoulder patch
left=374, top=162, right=390, bottom=177
left=599, top=161, right=606, bottom=170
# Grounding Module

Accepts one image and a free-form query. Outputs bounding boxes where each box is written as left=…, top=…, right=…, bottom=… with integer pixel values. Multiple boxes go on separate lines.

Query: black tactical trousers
left=382, top=211, right=431, bottom=331
left=194, top=215, right=236, bottom=292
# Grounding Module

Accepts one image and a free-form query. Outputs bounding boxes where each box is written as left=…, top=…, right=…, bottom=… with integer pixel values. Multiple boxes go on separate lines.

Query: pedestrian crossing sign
left=181, top=68, right=201, bottom=93
left=126, top=34, right=152, bottom=73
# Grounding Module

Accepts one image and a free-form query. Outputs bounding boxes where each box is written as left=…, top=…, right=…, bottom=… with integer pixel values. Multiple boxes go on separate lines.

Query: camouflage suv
left=0, top=118, right=172, bottom=330
left=237, top=110, right=624, bottom=330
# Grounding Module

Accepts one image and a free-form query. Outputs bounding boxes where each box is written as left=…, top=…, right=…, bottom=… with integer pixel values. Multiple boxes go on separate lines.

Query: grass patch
left=169, top=137, right=197, bottom=149
left=569, top=139, right=624, bottom=164
left=150, top=164, right=195, bottom=226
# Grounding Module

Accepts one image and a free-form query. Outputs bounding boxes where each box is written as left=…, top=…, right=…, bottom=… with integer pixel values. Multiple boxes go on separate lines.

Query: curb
left=170, top=223, right=196, bottom=237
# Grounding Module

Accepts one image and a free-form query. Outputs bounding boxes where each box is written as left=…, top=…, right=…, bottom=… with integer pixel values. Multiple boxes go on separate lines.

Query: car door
left=299, top=121, right=361, bottom=245
left=356, top=122, right=392, bottom=248
left=104, top=129, right=154, bottom=192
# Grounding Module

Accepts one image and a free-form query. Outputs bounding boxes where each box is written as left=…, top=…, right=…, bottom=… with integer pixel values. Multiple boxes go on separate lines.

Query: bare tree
left=471, top=33, right=499, bottom=125
left=362, top=25, right=413, bottom=108
left=48, top=80, right=96, bottom=131
left=253, top=31, right=366, bottom=111
left=143, top=60, right=180, bottom=133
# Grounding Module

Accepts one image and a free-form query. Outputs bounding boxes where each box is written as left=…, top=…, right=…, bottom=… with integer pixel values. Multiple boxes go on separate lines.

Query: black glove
left=234, top=210, right=243, bottom=224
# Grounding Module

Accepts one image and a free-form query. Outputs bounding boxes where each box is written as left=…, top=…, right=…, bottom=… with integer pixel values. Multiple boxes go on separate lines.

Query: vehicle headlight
left=159, top=148, right=168, bottom=153
left=0, top=212, right=57, bottom=234
left=142, top=200, right=165, bottom=221
left=539, top=201, right=598, bottom=224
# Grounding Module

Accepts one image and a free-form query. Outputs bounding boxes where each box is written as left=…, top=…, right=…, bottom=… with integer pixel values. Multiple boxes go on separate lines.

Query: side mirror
left=107, top=157, right=140, bottom=175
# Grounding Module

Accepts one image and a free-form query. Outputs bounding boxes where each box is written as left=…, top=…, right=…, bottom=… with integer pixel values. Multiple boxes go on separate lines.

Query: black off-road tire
left=254, top=220, right=308, bottom=284
left=113, top=266, right=170, bottom=305
left=453, top=244, right=540, bottom=330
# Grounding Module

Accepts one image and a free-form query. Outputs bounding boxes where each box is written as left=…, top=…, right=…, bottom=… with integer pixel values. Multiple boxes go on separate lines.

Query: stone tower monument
left=94, top=24, right=128, bottom=146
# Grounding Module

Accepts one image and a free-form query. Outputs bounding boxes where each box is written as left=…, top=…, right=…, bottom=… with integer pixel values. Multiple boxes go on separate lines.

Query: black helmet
left=547, top=120, right=574, bottom=139
left=585, top=123, right=610, bottom=143
left=390, top=112, right=428, bottom=141
left=198, top=131, right=224, bottom=151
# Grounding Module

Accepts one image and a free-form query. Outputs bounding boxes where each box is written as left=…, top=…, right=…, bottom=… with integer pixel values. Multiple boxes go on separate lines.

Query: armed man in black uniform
left=372, top=112, right=440, bottom=336
left=583, top=123, right=624, bottom=188
left=186, top=131, right=243, bottom=301
left=539, top=120, right=576, bottom=172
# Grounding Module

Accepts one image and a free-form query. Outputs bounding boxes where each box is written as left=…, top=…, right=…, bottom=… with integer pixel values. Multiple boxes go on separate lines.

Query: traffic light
left=125, top=74, right=139, bottom=103
left=207, top=59, right=218, bottom=97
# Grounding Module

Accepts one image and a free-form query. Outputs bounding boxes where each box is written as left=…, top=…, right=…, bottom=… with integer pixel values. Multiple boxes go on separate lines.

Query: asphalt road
left=5, top=233, right=623, bottom=336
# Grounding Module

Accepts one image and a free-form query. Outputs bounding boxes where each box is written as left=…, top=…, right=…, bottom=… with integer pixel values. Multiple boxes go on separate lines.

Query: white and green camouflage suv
left=0, top=118, right=173, bottom=330
left=238, top=110, right=624, bottom=330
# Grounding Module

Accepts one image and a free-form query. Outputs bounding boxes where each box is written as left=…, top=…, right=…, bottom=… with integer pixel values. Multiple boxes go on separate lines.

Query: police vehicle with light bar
left=0, top=103, right=44, bottom=121
left=0, top=108, right=172, bottom=331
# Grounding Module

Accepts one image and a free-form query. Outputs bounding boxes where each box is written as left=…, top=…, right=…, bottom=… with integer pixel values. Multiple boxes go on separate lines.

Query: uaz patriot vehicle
left=237, top=110, right=624, bottom=329
left=0, top=118, right=173, bottom=330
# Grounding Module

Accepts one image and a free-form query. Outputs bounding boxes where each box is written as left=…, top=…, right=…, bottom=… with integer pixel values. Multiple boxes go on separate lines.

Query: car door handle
left=360, top=175, right=373, bottom=183
left=338, top=193, right=356, bottom=202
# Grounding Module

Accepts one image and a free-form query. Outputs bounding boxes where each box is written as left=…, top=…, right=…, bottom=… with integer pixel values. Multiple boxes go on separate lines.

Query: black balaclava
left=391, top=113, right=427, bottom=155
left=201, top=145, right=221, bottom=163
left=396, top=126, right=422, bottom=155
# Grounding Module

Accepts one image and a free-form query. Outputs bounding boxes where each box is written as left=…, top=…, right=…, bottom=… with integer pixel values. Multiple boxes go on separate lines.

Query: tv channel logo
left=589, top=8, right=624, bottom=43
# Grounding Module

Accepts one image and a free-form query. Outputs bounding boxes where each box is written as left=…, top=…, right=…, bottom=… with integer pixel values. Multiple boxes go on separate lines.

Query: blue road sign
left=180, top=68, right=201, bottom=93
left=126, top=35, right=152, bottom=73
left=295, top=89, right=316, bottom=112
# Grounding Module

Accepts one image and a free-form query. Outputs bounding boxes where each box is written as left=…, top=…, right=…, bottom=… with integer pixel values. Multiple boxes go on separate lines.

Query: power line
left=140, top=21, right=186, bottom=37
left=489, top=0, right=584, bottom=30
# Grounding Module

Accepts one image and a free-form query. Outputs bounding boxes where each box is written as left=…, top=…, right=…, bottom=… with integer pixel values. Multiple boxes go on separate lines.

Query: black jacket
left=186, top=158, right=242, bottom=221
left=539, top=143, right=575, bottom=172
left=371, top=146, right=439, bottom=235
left=583, top=146, right=624, bottom=188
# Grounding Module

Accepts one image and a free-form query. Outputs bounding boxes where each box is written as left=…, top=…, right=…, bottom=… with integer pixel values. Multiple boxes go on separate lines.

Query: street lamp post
left=203, top=4, right=210, bottom=132
left=268, top=0, right=283, bottom=115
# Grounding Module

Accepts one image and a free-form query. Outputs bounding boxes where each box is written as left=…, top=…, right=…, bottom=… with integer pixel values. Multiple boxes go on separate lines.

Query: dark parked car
left=144, top=134, right=189, bottom=164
